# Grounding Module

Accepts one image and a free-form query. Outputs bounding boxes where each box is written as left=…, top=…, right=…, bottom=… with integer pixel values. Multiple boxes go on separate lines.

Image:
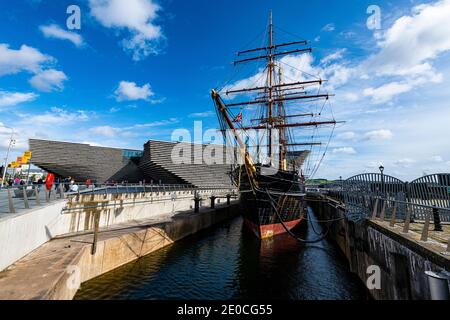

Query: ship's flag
left=233, top=111, right=243, bottom=123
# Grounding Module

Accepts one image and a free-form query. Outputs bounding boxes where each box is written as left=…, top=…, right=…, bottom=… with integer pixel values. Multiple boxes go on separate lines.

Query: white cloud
left=332, top=147, right=356, bottom=154
left=336, top=131, right=356, bottom=140
left=130, top=118, right=179, bottom=128
left=29, top=69, right=68, bottom=92
left=89, top=0, right=163, bottom=61
left=114, top=81, right=154, bottom=101
left=0, top=91, right=38, bottom=108
left=89, top=125, right=120, bottom=137
left=87, top=118, right=179, bottom=138
left=342, top=92, right=359, bottom=102
left=0, top=44, right=52, bottom=76
left=365, top=161, right=381, bottom=170
left=363, top=82, right=412, bottom=104
left=430, top=155, right=444, bottom=162
left=364, top=129, right=393, bottom=141
left=365, top=0, right=450, bottom=77
left=394, top=158, right=416, bottom=168
left=40, top=24, right=84, bottom=47
left=150, top=97, right=166, bottom=104
left=21, top=107, right=91, bottom=124
left=189, top=111, right=215, bottom=118
left=322, top=23, right=335, bottom=32
left=321, top=49, right=346, bottom=64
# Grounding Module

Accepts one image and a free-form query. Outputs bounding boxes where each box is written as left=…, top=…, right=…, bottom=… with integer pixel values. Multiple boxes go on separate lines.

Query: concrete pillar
left=371, top=198, right=379, bottom=220
left=380, top=199, right=386, bottom=221
left=421, top=211, right=431, bottom=242
left=59, top=184, right=65, bottom=199
left=402, top=204, right=411, bottom=233
left=22, top=186, right=30, bottom=209
left=34, top=186, right=40, bottom=206
left=390, top=203, right=397, bottom=227
left=7, top=189, right=15, bottom=214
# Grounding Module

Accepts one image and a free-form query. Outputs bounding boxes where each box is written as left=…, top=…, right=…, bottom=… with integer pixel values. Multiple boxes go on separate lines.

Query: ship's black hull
left=237, top=166, right=306, bottom=239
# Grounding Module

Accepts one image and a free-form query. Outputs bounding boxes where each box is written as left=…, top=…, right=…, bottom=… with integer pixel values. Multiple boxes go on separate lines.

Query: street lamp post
left=379, top=165, right=385, bottom=198
left=1, top=128, right=16, bottom=188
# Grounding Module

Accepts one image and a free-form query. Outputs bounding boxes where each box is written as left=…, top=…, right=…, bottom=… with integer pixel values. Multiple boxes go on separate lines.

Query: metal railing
left=369, top=196, right=450, bottom=251
left=318, top=191, right=450, bottom=252
left=0, top=184, right=57, bottom=215
left=0, top=182, right=237, bottom=215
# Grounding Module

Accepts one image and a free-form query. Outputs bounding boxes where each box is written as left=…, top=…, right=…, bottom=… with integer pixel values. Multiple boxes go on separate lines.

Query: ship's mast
left=215, top=11, right=342, bottom=175
left=268, top=10, right=274, bottom=161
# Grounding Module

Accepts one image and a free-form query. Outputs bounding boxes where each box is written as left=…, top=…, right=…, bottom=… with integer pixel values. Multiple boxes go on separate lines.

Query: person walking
left=37, top=177, right=43, bottom=192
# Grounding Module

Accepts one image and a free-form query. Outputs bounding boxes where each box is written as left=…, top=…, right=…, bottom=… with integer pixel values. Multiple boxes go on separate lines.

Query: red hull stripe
left=244, top=218, right=304, bottom=239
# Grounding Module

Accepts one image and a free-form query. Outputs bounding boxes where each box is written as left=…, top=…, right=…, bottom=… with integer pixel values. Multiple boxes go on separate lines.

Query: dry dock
left=0, top=186, right=238, bottom=300
left=309, top=197, right=450, bottom=300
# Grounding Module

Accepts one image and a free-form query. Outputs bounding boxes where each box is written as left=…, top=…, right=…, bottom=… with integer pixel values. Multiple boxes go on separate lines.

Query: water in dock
left=75, top=208, right=368, bottom=300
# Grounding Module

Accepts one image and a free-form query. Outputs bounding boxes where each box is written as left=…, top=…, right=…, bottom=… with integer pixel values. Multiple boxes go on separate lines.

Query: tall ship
left=211, top=11, right=339, bottom=239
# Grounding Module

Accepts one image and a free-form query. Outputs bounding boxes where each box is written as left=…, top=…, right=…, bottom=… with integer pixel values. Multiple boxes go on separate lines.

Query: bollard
left=402, top=204, right=411, bottom=233
left=421, top=211, right=431, bottom=242
left=35, top=186, right=40, bottom=205
left=59, top=184, right=65, bottom=199
left=7, top=189, right=16, bottom=214
left=380, top=199, right=387, bottom=222
left=432, top=207, right=443, bottom=232
left=210, top=196, right=216, bottom=209
left=22, top=186, right=30, bottom=209
left=371, top=198, right=379, bottom=220
left=194, top=196, right=200, bottom=213
left=227, top=194, right=231, bottom=206
left=390, top=203, right=397, bottom=227
left=425, top=271, right=450, bottom=300
left=447, top=237, right=450, bottom=253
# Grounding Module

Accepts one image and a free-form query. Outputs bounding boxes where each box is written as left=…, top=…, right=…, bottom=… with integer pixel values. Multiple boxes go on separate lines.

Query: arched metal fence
left=342, top=173, right=406, bottom=221
left=409, top=174, right=450, bottom=222
left=321, top=173, right=450, bottom=223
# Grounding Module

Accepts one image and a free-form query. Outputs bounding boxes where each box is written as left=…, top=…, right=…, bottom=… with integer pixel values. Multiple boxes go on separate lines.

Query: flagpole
left=1, top=128, right=15, bottom=188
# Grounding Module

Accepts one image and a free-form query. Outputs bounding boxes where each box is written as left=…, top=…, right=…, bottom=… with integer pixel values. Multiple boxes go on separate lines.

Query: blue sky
left=1, top=0, right=450, bottom=181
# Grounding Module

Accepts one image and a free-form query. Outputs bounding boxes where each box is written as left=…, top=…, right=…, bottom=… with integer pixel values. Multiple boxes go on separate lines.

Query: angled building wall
left=29, top=139, right=234, bottom=187
left=29, top=139, right=143, bottom=183
left=139, top=140, right=234, bottom=188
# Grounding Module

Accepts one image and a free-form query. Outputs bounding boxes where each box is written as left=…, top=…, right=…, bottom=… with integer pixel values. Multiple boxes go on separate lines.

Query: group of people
left=0, top=174, right=94, bottom=193
left=56, top=176, right=92, bottom=193
left=2, top=177, right=26, bottom=187
left=0, top=176, right=38, bottom=187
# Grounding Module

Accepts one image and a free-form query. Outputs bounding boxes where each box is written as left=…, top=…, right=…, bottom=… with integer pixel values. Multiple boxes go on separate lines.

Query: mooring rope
left=265, top=189, right=331, bottom=244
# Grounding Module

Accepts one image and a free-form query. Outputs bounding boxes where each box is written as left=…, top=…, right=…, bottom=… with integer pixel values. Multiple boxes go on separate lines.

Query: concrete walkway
left=0, top=188, right=57, bottom=216
left=372, top=219, right=450, bottom=262
left=0, top=203, right=238, bottom=300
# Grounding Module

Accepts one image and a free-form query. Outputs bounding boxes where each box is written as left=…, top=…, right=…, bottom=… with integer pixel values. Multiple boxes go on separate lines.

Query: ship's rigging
left=213, top=11, right=342, bottom=181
